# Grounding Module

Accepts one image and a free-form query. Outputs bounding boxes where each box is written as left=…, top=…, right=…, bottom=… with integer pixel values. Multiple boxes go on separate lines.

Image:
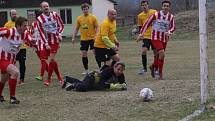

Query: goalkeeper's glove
left=109, top=83, right=127, bottom=91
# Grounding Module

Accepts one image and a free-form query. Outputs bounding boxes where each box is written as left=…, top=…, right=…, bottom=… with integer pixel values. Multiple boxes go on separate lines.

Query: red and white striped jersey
left=0, top=27, right=32, bottom=63
left=37, top=11, right=64, bottom=45
left=140, top=10, right=176, bottom=42
left=30, top=21, right=46, bottom=51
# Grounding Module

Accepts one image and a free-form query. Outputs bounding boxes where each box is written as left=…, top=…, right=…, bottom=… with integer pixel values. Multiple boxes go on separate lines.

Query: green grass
left=1, top=10, right=215, bottom=120
left=0, top=36, right=214, bottom=121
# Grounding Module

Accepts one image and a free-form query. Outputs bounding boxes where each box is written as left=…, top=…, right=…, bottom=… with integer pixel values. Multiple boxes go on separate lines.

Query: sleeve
left=24, top=31, right=33, bottom=47
left=137, top=14, right=142, bottom=26
left=0, top=28, right=9, bottom=37
left=76, top=17, right=81, bottom=28
left=97, top=69, right=112, bottom=90
left=139, top=13, right=156, bottom=35
left=56, top=13, right=64, bottom=34
left=100, top=23, right=115, bottom=48
left=93, top=16, right=99, bottom=28
left=168, top=15, right=176, bottom=34
left=36, top=20, right=49, bottom=46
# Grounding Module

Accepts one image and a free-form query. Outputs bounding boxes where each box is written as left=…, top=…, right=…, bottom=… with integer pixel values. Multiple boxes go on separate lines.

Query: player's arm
left=100, top=24, right=115, bottom=49
left=137, top=14, right=155, bottom=42
left=56, top=13, right=64, bottom=34
left=36, top=20, right=50, bottom=50
left=71, top=19, right=80, bottom=44
left=167, top=15, right=176, bottom=35
left=0, top=28, right=9, bottom=37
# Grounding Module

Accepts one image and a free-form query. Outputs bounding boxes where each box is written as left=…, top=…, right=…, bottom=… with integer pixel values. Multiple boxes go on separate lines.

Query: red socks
left=8, top=78, right=17, bottom=97
left=40, top=60, right=48, bottom=77
left=47, top=61, right=55, bottom=80
left=158, top=59, right=164, bottom=76
left=47, top=61, right=61, bottom=80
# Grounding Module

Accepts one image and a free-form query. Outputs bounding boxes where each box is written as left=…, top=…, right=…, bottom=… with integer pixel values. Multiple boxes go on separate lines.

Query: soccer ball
left=139, top=88, right=153, bottom=101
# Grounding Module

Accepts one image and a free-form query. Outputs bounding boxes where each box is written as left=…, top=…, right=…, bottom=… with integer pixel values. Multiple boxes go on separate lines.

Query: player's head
left=35, top=10, right=42, bottom=19
left=81, top=3, right=90, bottom=16
left=140, top=0, right=149, bottom=12
left=15, top=16, right=28, bottom=34
left=107, top=9, right=117, bottom=21
left=40, top=1, right=50, bottom=15
left=10, top=9, right=17, bottom=22
left=113, top=62, right=125, bottom=76
left=162, top=0, right=171, bottom=13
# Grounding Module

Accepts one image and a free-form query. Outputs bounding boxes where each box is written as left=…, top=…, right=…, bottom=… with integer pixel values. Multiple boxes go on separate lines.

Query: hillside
left=174, top=9, right=215, bottom=40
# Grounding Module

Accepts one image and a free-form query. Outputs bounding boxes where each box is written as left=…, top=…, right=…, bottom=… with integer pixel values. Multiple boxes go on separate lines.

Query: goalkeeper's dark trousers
left=16, top=49, right=26, bottom=81
left=64, top=75, right=94, bottom=92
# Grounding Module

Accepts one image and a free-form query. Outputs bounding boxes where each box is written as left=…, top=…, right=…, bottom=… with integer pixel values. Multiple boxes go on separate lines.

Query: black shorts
left=16, top=49, right=26, bottom=61
left=142, top=39, right=154, bottom=50
left=80, top=40, right=94, bottom=51
left=94, top=47, right=117, bottom=62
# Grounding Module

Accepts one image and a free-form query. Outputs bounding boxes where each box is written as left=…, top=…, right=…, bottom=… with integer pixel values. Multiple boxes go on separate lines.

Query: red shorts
left=49, top=44, right=59, bottom=55
left=36, top=49, right=49, bottom=60
left=0, top=59, right=11, bottom=74
left=151, top=40, right=167, bottom=51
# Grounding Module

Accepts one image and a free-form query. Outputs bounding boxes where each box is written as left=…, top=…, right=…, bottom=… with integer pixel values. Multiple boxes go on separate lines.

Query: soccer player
left=4, top=9, right=28, bottom=84
left=62, top=62, right=126, bottom=91
left=136, top=0, right=157, bottom=75
left=94, top=9, right=120, bottom=70
left=0, top=17, right=34, bottom=104
left=72, top=3, right=99, bottom=74
left=37, top=1, right=64, bottom=86
left=30, top=10, right=49, bottom=81
left=138, top=0, right=176, bottom=79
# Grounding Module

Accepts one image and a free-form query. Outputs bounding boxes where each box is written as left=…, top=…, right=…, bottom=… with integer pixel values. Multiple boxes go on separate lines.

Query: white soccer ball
left=139, top=88, right=153, bottom=101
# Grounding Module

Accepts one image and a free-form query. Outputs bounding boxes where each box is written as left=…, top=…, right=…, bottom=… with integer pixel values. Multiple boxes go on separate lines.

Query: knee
left=158, top=51, right=165, bottom=59
left=11, top=70, right=19, bottom=78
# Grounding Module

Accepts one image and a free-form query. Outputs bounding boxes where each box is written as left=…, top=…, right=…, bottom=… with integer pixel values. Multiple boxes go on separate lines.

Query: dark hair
left=81, top=3, right=89, bottom=10
left=15, top=16, right=28, bottom=27
left=141, top=0, right=149, bottom=5
left=114, top=62, right=126, bottom=69
left=35, top=10, right=42, bottom=18
left=162, top=0, right=171, bottom=6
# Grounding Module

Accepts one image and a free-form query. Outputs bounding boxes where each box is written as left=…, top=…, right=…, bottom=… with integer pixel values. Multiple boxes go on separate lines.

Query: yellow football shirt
left=76, top=14, right=98, bottom=41
left=94, top=18, right=116, bottom=48
left=4, top=20, right=27, bottom=49
left=137, top=9, right=156, bottom=39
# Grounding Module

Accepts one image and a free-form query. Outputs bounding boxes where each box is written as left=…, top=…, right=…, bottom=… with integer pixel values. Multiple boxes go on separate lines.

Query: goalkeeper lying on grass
left=62, top=62, right=127, bottom=91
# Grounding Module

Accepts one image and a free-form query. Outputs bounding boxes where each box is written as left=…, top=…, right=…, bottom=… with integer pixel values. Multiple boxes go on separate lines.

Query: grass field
left=1, top=10, right=215, bottom=120
left=0, top=36, right=215, bottom=121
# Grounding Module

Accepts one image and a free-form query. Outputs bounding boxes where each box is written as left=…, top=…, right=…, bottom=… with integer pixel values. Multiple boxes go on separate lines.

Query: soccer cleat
left=44, top=79, right=52, bottom=86
left=149, top=65, right=155, bottom=78
left=0, top=96, right=5, bottom=102
left=65, top=83, right=75, bottom=91
left=10, top=97, right=20, bottom=104
left=81, top=70, right=89, bottom=75
left=35, top=76, right=43, bottom=81
left=138, top=69, right=146, bottom=75
left=18, top=80, right=25, bottom=85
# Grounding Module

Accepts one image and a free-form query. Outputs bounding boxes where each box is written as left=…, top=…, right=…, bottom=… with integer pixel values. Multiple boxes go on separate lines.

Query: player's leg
left=7, top=64, right=20, bottom=104
left=80, top=41, right=89, bottom=74
left=0, top=73, right=9, bottom=102
left=18, top=49, right=26, bottom=84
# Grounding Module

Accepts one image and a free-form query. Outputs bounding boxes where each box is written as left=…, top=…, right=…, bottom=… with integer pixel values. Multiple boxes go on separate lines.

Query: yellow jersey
left=4, top=20, right=27, bottom=49
left=94, top=18, right=116, bottom=48
left=76, top=14, right=98, bottom=41
left=137, top=9, right=156, bottom=39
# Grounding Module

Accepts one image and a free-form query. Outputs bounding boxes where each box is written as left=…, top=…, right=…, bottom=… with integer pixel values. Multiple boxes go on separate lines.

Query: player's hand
left=165, top=31, right=172, bottom=36
left=72, top=38, right=75, bottom=45
left=136, top=34, right=143, bottom=42
left=45, top=45, right=51, bottom=50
